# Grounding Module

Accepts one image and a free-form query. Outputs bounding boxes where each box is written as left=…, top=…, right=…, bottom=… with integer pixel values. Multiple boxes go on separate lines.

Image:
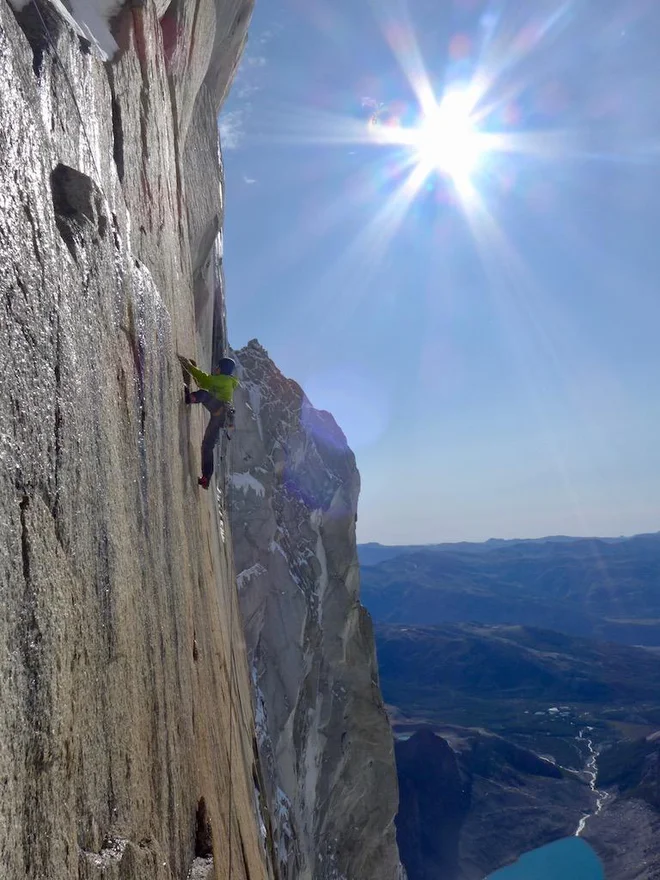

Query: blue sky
left=220, top=0, right=660, bottom=544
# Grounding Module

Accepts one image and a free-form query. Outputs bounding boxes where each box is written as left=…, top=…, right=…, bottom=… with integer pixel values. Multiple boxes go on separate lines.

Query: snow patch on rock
left=68, top=0, right=120, bottom=56
left=231, top=471, right=265, bottom=496
left=237, top=562, right=266, bottom=590
left=269, top=540, right=287, bottom=559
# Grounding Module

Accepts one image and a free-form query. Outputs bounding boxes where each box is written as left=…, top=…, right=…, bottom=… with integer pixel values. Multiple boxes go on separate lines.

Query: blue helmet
left=217, top=357, right=236, bottom=376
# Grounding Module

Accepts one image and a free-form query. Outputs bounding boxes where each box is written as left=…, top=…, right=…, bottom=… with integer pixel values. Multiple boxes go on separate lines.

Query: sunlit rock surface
left=0, top=0, right=271, bottom=878
left=230, top=340, right=405, bottom=880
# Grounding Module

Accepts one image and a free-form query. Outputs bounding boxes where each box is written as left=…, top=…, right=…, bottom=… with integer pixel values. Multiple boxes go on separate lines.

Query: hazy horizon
left=357, top=527, right=660, bottom=547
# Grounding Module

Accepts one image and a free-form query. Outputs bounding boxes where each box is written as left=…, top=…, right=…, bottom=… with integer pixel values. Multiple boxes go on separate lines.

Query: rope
left=221, top=429, right=262, bottom=877
left=32, top=0, right=106, bottom=188
left=227, top=589, right=235, bottom=878
left=222, top=448, right=257, bottom=738
left=223, top=427, right=236, bottom=880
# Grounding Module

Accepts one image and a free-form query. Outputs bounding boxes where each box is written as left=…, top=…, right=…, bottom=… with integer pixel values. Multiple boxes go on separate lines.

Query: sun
left=411, top=89, right=485, bottom=185
left=367, top=86, right=489, bottom=196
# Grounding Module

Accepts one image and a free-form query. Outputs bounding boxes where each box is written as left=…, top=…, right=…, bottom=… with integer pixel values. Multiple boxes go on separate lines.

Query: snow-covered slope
left=230, top=340, right=405, bottom=880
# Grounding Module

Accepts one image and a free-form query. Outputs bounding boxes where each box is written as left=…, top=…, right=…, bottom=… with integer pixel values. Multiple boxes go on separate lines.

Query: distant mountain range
left=360, top=532, right=660, bottom=645
left=358, top=533, right=657, bottom=567
left=364, top=533, right=660, bottom=879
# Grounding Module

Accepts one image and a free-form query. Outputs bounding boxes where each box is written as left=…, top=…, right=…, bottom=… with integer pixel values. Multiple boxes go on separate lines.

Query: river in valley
left=486, top=728, right=608, bottom=879
left=575, top=728, right=610, bottom=836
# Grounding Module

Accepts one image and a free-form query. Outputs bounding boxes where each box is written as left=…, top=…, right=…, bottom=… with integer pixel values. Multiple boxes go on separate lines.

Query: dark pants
left=189, top=391, right=230, bottom=480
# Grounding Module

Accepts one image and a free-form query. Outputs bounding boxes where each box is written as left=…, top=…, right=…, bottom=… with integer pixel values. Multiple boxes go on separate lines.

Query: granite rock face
left=0, top=0, right=271, bottom=878
left=230, top=340, right=404, bottom=880
left=395, top=729, right=470, bottom=880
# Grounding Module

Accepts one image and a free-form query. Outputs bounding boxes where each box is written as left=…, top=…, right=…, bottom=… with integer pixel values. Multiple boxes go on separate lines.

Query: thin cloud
left=257, top=22, right=283, bottom=45
left=236, top=82, right=260, bottom=100
left=221, top=24, right=281, bottom=147
left=219, top=109, right=247, bottom=150
left=258, top=26, right=278, bottom=45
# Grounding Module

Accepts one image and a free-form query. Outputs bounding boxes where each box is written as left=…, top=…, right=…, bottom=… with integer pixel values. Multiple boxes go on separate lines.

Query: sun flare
left=366, top=85, right=490, bottom=198
left=412, top=90, right=484, bottom=182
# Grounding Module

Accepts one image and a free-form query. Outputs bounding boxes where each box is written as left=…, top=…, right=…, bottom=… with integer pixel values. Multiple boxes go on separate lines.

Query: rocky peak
left=395, top=729, right=470, bottom=880
left=230, top=342, right=404, bottom=880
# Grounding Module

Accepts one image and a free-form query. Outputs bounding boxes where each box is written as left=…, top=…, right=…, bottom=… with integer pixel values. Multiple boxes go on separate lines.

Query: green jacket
left=182, top=359, right=239, bottom=403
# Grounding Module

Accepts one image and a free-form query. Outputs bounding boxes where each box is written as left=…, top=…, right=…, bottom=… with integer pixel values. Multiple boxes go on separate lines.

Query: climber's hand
left=177, top=354, right=197, bottom=370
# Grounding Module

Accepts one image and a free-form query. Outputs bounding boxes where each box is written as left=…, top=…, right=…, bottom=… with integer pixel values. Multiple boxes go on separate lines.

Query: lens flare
left=412, top=89, right=484, bottom=183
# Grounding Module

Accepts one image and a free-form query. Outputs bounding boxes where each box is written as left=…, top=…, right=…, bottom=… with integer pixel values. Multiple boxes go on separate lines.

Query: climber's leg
left=198, top=414, right=224, bottom=488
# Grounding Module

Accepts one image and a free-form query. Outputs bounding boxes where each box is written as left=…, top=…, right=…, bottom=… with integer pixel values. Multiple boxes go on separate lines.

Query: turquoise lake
left=487, top=837, right=604, bottom=880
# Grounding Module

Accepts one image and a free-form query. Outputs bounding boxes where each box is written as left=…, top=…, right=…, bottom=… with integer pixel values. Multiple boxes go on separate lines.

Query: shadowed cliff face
left=230, top=340, right=404, bottom=880
left=0, top=1, right=271, bottom=878
left=395, top=729, right=470, bottom=880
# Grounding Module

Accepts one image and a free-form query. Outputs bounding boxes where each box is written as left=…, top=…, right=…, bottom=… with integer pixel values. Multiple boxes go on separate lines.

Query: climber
left=178, top=354, right=239, bottom=490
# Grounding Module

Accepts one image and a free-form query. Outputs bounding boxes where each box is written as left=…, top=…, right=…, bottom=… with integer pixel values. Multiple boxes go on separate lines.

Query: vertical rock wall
left=230, top=340, right=404, bottom=880
left=0, top=0, right=270, bottom=878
